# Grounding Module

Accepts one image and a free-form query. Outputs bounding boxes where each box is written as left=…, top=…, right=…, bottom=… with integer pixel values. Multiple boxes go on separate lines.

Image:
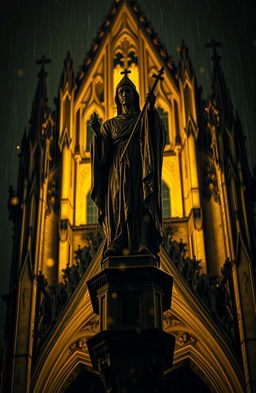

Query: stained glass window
left=162, top=181, right=171, bottom=218
left=113, top=38, right=139, bottom=97
left=173, top=99, right=181, bottom=139
left=184, top=84, right=192, bottom=120
left=86, top=192, right=98, bottom=224
left=157, top=107, right=170, bottom=144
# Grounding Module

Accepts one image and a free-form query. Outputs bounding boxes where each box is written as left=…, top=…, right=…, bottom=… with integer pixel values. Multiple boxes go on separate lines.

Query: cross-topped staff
left=120, top=66, right=165, bottom=162
left=121, top=68, right=131, bottom=77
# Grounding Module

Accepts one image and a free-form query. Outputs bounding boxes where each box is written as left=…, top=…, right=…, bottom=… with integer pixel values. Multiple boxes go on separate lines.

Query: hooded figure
left=90, top=75, right=166, bottom=259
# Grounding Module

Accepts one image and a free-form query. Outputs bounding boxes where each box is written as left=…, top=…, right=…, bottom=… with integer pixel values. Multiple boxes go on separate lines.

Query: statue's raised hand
left=90, top=113, right=101, bottom=137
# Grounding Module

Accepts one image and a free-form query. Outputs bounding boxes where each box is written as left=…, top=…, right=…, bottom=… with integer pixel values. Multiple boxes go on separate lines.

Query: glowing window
left=174, top=99, right=181, bottom=138
left=157, top=107, right=170, bottom=144
left=162, top=181, right=171, bottom=218
left=113, top=38, right=139, bottom=96
left=63, top=96, right=70, bottom=130
left=86, top=192, right=98, bottom=224
left=184, top=84, right=192, bottom=120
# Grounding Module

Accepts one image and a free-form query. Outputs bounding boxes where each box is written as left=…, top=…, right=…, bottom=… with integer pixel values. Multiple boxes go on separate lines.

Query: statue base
left=86, top=254, right=175, bottom=393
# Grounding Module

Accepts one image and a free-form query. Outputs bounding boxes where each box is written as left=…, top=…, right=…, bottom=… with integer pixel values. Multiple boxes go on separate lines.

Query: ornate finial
left=206, top=39, right=222, bottom=60
left=121, top=68, right=131, bottom=77
left=35, top=55, right=51, bottom=81
left=181, top=39, right=188, bottom=50
left=61, top=51, right=74, bottom=91
left=36, top=55, right=51, bottom=69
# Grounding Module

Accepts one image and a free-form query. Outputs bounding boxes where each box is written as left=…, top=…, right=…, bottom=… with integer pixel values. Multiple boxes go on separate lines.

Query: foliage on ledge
left=33, top=224, right=239, bottom=360
left=162, top=225, right=239, bottom=346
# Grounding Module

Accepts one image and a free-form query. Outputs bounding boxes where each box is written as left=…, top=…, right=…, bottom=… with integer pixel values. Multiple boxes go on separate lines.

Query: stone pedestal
left=87, top=255, right=175, bottom=393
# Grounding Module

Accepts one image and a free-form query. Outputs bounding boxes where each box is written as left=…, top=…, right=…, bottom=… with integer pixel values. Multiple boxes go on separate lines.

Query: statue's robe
left=91, top=107, right=166, bottom=258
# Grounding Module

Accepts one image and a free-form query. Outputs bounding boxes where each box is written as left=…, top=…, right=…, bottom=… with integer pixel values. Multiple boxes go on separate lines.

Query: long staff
left=120, top=66, right=165, bottom=162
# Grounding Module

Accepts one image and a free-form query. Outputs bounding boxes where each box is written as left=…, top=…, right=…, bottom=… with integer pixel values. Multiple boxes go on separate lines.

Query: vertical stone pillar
left=87, top=255, right=175, bottom=393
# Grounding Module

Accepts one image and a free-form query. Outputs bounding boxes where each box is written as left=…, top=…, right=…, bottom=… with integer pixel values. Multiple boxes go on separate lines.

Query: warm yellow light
left=10, top=196, right=19, bottom=206
left=47, top=258, right=55, bottom=267
left=113, top=63, right=139, bottom=98
left=16, top=69, right=24, bottom=77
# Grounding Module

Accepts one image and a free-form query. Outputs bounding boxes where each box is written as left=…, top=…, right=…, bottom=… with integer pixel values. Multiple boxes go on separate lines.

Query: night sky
left=0, top=0, right=255, bottom=338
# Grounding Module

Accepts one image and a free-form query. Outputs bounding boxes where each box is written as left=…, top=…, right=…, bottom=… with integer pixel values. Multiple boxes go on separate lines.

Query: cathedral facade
left=1, top=0, right=256, bottom=392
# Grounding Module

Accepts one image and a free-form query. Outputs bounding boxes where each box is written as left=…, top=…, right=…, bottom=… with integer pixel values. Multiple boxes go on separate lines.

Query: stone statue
left=90, top=72, right=166, bottom=260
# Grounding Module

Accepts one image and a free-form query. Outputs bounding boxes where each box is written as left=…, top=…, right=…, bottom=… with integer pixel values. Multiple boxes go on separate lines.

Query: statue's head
left=115, top=76, right=140, bottom=115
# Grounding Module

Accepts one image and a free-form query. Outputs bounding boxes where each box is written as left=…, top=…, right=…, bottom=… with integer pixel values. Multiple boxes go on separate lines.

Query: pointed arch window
left=63, top=95, right=71, bottom=130
left=162, top=181, right=171, bottom=218
left=86, top=192, right=98, bottom=224
left=173, top=99, right=181, bottom=142
left=184, top=84, right=192, bottom=121
left=157, top=107, right=170, bottom=144
left=113, top=38, right=139, bottom=96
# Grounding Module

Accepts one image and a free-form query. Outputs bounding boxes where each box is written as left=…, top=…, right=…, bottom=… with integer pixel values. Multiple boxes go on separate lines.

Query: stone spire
left=206, top=39, right=233, bottom=125
left=60, top=51, right=74, bottom=92
left=178, top=39, right=194, bottom=80
left=29, top=55, right=51, bottom=144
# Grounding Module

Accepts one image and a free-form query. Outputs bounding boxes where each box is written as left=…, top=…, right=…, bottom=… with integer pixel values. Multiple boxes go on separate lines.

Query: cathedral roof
left=75, top=0, right=177, bottom=92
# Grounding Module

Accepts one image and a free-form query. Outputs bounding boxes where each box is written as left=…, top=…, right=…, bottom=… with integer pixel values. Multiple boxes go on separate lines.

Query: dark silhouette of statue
left=90, top=73, right=166, bottom=259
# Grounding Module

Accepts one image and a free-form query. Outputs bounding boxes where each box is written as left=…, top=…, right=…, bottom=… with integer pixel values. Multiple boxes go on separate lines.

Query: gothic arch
left=112, top=33, right=139, bottom=96
left=31, top=249, right=102, bottom=393
left=162, top=180, right=171, bottom=218
left=75, top=162, right=91, bottom=226
left=111, top=3, right=139, bottom=50
left=161, top=248, right=245, bottom=393
left=183, top=82, right=193, bottom=123
left=60, top=92, right=72, bottom=135
left=162, top=159, right=183, bottom=218
left=112, top=31, right=138, bottom=55
left=156, top=96, right=172, bottom=147
left=31, top=246, right=244, bottom=393
left=173, top=97, right=181, bottom=143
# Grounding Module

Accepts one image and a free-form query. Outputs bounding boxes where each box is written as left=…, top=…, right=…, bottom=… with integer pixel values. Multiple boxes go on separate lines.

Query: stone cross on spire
left=121, top=68, right=131, bottom=77
left=36, top=55, right=51, bottom=73
left=35, top=55, right=51, bottom=85
left=206, top=39, right=222, bottom=61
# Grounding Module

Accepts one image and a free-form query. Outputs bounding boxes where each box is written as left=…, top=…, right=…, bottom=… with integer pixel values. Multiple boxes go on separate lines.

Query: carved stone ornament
left=22, top=287, right=30, bottom=309
left=80, top=315, right=100, bottom=333
left=174, top=331, right=197, bottom=349
left=69, top=337, right=88, bottom=353
left=205, top=97, right=220, bottom=127
left=203, top=160, right=220, bottom=203
left=162, top=235, right=235, bottom=341
left=69, top=317, right=100, bottom=353
left=46, top=178, right=58, bottom=216
left=163, top=311, right=183, bottom=330
left=59, top=219, right=68, bottom=242
left=114, top=38, right=138, bottom=68
left=41, top=110, right=55, bottom=138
